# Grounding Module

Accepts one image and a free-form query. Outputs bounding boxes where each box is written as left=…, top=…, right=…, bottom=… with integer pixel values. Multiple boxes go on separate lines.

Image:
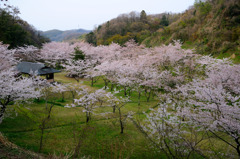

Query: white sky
left=9, top=0, right=195, bottom=31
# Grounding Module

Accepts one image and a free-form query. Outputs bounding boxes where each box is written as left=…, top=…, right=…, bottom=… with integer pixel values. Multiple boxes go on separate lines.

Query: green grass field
left=0, top=72, right=236, bottom=158
left=0, top=72, right=163, bottom=158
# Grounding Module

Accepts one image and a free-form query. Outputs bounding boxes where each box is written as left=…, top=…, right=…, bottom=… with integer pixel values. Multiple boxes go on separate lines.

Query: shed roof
left=16, top=61, right=61, bottom=75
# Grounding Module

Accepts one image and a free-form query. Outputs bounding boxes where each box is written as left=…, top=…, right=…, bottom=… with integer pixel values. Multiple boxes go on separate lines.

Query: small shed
left=16, top=61, right=61, bottom=82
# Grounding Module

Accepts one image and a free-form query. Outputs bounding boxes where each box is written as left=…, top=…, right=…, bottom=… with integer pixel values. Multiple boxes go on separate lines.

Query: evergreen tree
left=160, top=14, right=169, bottom=26
left=85, top=31, right=97, bottom=46
left=140, top=10, right=147, bottom=23
left=72, top=47, right=85, bottom=61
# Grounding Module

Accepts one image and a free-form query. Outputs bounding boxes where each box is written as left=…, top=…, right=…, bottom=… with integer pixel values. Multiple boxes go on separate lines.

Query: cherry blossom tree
left=64, top=59, right=98, bottom=82
left=40, top=42, right=74, bottom=67
left=64, top=83, right=82, bottom=104
left=38, top=86, right=57, bottom=153
left=2, top=37, right=239, bottom=157
left=106, top=92, right=131, bottom=134
left=65, top=88, right=108, bottom=123
left=0, top=42, right=15, bottom=71
left=84, top=67, right=101, bottom=87
left=0, top=41, right=50, bottom=124
left=52, top=82, right=68, bottom=102
left=0, top=69, right=45, bottom=123
left=133, top=101, right=207, bottom=158
left=176, top=60, right=240, bottom=157
left=15, top=45, right=40, bottom=62
left=18, top=83, right=58, bottom=153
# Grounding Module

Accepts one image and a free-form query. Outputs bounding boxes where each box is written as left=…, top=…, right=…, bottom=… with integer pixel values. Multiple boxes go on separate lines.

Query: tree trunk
left=38, top=104, right=54, bottom=153
left=147, top=94, right=151, bottom=102
left=86, top=112, right=90, bottom=123
left=74, top=77, right=79, bottom=83
left=38, top=127, right=44, bottom=153
left=91, top=77, right=94, bottom=87
left=111, top=83, right=114, bottom=91
left=235, top=138, right=240, bottom=157
left=0, top=98, right=10, bottom=124
left=119, top=109, right=124, bottom=134
left=0, top=105, right=6, bottom=124
left=71, top=91, right=75, bottom=104
left=113, top=106, right=116, bottom=113
left=103, top=79, right=109, bottom=89
left=73, top=136, right=82, bottom=158
left=146, top=89, right=152, bottom=102
left=120, top=120, right=124, bottom=134
left=124, top=86, right=127, bottom=97
left=138, top=92, right=141, bottom=106
left=73, top=126, right=89, bottom=158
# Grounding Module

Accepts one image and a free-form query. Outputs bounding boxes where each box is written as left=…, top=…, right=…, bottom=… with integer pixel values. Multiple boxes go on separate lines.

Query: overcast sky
left=9, top=0, right=195, bottom=31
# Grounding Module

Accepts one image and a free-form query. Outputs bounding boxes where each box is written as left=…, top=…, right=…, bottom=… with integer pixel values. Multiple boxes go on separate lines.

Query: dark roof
left=16, top=61, right=61, bottom=75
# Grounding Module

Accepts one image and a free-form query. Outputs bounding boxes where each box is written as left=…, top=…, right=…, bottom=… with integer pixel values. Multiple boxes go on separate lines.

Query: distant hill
left=87, top=0, right=240, bottom=61
left=85, top=11, right=175, bottom=46
left=42, top=29, right=91, bottom=42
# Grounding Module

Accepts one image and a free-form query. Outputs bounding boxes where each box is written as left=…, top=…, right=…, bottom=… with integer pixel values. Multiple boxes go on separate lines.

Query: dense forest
left=86, top=0, right=240, bottom=60
left=0, top=5, right=49, bottom=48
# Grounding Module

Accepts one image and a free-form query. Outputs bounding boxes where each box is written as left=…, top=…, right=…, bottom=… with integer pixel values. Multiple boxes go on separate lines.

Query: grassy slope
left=0, top=73, right=161, bottom=158
left=0, top=72, right=235, bottom=158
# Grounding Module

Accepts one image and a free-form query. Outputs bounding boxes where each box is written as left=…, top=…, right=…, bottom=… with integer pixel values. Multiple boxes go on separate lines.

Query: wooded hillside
left=144, top=0, right=240, bottom=57
left=86, top=10, right=178, bottom=46
left=0, top=6, right=49, bottom=48
left=87, top=0, right=240, bottom=60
